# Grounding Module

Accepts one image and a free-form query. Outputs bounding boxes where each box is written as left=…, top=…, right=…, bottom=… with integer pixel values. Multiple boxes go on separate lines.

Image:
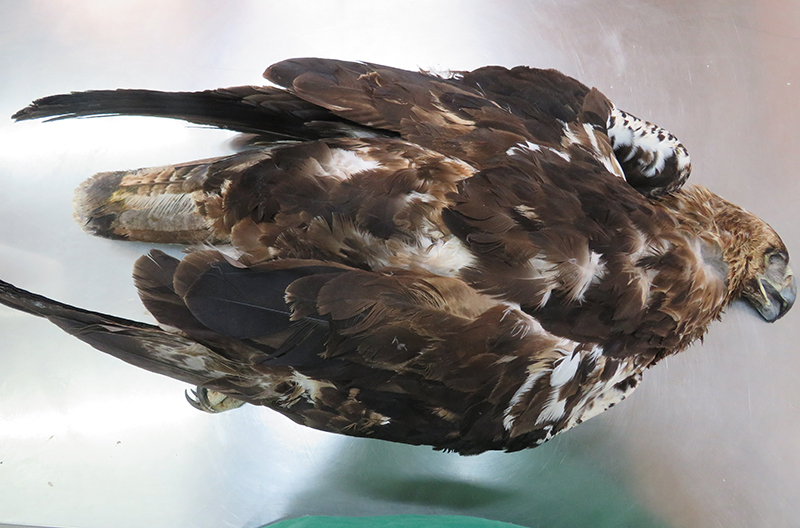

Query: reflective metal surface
left=1, top=2, right=798, bottom=527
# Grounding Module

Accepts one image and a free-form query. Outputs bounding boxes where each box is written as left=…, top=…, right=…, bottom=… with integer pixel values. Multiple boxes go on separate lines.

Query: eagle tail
left=0, top=278, right=229, bottom=387
left=72, top=147, right=277, bottom=244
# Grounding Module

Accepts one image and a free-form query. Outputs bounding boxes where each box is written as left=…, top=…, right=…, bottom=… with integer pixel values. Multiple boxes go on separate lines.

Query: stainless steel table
left=1, top=2, right=798, bottom=527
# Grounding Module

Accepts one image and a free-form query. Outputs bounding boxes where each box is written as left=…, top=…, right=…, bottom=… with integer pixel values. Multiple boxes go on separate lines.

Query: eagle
left=1, top=58, right=795, bottom=455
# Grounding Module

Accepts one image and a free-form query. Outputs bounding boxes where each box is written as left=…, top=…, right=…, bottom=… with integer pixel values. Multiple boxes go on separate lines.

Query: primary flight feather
left=2, top=58, right=794, bottom=454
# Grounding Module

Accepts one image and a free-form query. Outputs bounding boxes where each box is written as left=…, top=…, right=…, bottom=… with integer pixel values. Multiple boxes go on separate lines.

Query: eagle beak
left=749, top=264, right=796, bottom=322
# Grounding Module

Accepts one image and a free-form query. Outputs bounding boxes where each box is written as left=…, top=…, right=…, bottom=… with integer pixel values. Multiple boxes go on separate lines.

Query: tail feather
left=73, top=149, right=273, bottom=244
left=74, top=166, right=214, bottom=244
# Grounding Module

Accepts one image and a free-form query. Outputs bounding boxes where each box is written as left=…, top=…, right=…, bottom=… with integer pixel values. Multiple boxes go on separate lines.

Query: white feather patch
left=569, top=251, right=607, bottom=302
left=280, top=370, right=336, bottom=405
left=503, top=367, right=547, bottom=430
left=317, top=148, right=381, bottom=180
left=550, top=351, right=581, bottom=387
left=573, top=361, right=639, bottom=424
left=383, top=236, right=478, bottom=277
left=116, top=192, right=207, bottom=231
left=148, top=342, right=230, bottom=378
left=506, top=140, right=541, bottom=156
left=535, top=390, right=568, bottom=425
left=607, top=107, right=690, bottom=179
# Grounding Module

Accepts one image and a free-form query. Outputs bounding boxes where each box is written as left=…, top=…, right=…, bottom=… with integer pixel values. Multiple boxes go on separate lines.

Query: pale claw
left=185, top=387, right=246, bottom=413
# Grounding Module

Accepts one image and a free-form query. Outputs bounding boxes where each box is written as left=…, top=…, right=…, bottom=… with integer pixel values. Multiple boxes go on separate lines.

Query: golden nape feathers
left=2, top=58, right=794, bottom=454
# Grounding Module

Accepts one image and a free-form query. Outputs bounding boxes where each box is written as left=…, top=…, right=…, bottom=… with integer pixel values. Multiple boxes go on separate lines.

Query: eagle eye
left=765, top=250, right=788, bottom=272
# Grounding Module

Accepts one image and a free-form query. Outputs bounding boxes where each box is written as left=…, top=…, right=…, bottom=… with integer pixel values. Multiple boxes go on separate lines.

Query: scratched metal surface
left=1, top=1, right=798, bottom=527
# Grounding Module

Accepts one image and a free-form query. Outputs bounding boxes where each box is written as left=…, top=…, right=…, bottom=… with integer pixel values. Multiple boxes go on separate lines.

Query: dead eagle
left=1, top=58, right=795, bottom=455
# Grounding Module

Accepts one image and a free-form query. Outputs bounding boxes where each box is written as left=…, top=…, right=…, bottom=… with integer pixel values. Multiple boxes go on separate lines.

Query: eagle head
left=740, top=241, right=795, bottom=322
left=717, top=201, right=796, bottom=322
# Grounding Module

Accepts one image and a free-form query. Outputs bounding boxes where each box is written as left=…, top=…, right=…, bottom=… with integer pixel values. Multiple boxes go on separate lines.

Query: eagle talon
left=185, top=387, right=245, bottom=413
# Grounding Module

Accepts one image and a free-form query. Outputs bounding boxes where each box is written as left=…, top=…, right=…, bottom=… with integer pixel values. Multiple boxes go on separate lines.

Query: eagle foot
left=185, top=387, right=246, bottom=413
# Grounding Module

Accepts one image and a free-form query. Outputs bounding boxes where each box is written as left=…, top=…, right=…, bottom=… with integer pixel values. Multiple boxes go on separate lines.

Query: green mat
left=269, top=516, right=526, bottom=528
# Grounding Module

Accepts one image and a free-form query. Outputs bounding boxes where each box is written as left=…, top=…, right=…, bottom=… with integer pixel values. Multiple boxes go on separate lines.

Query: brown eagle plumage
left=1, top=58, right=795, bottom=454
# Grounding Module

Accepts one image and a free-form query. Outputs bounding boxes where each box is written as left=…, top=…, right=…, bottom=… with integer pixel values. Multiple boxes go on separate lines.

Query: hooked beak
left=747, top=264, right=796, bottom=322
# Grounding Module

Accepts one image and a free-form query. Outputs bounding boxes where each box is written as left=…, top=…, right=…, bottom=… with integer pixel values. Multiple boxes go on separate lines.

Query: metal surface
left=1, top=1, right=798, bottom=527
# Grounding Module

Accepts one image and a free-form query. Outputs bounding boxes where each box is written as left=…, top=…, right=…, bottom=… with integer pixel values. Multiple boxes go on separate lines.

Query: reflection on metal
left=1, top=2, right=798, bottom=528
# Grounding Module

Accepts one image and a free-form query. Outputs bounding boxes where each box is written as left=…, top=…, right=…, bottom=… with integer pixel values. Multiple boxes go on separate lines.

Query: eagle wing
left=265, top=58, right=690, bottom=195
left=12, top=85, right=392, bottom=141
left=0, top=245, right=643, bottom=454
